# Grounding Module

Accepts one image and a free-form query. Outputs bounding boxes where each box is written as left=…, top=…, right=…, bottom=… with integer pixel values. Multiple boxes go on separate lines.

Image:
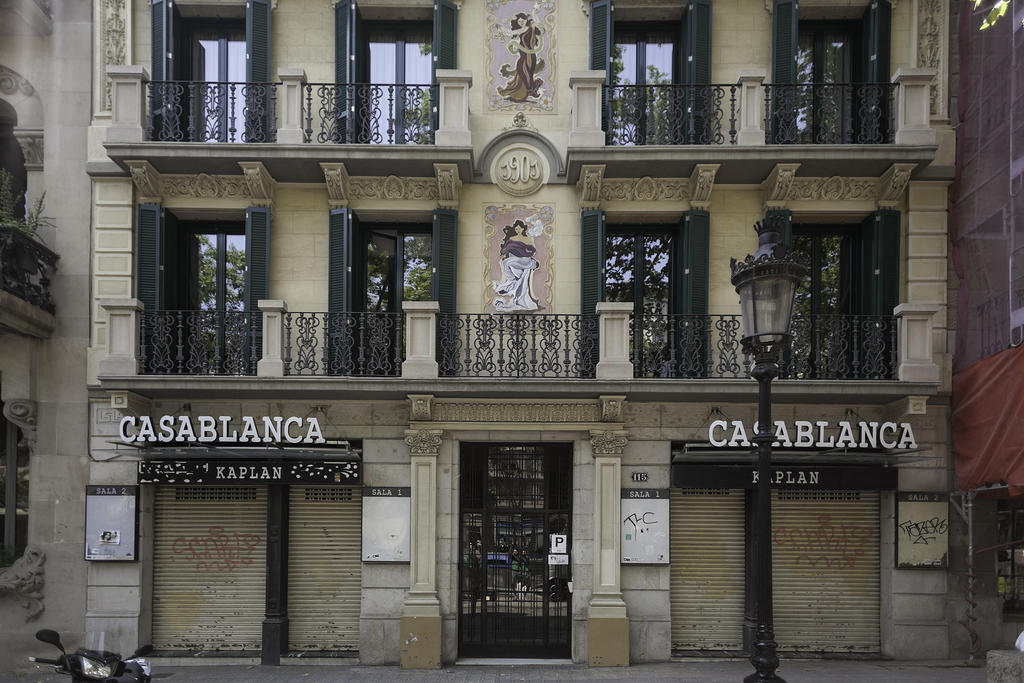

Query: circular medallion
left=491, top=143, right=548, bottom=197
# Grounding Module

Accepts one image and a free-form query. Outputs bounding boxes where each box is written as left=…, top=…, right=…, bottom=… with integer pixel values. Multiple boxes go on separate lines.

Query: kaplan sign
left=708, top=419, right=917, bottom=450
left=119, top=415, right=326, bottom=445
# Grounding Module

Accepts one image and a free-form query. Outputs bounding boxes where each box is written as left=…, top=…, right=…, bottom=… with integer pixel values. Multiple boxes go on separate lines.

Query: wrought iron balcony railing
left=0, top=226, right=57, bottom=314
left=146, top=81, right=277, bottom=143
left=632, top=313, right=898, bottom=380
left=283, top=311, right=403, bottom=377
left=605, top=84, right=738, bottom=145
left=764, top=83, right=897, bottom=145
left=439, top=313, right=598, bottom=378
left=303, top=83, right=436, bottom=145
left=139, top=309, right=258, bottom=375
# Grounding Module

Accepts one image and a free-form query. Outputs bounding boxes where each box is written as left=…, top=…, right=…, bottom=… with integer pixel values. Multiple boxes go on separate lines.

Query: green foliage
left=973, top=0, right=1013, bottom=29
left=0, top=169, right=49, bottom=241
left=196, top=234, right=246, bottom=310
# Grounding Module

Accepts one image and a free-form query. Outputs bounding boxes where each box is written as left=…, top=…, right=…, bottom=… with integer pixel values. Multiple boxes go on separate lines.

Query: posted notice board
left=362, top=486, right=411, bottom=562
left=85, top=485, right=138, bottom=561
left=621, top=488, right=670, bottom=564
left=896, top=491, right=949, bottom=568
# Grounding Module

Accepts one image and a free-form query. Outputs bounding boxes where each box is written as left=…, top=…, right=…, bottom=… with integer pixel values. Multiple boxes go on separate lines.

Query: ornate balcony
left=0, top=226, right=57, bottom=338
left=147, top=81, right=277, bottom=143
left=303, top=83, right=435, bottom=145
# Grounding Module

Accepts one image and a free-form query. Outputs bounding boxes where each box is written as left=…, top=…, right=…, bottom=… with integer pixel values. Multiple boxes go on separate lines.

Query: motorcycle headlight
left=79, top=655, right=115, bottom=679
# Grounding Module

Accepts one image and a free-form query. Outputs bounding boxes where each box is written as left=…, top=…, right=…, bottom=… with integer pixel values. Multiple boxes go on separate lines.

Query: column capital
left=590, top=429, right=628, bottom=456
left=405, top=429, right=442, bottom=456
left=3, top=399, right=37, bottom=452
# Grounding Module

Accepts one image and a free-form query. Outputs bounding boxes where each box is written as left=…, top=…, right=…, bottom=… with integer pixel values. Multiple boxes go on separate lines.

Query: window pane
left=403, top=233, right=432, bottom=302
left=817, top=234, right=846, bottom=315
left=644, top=36, right=674, bottom=85
left=642, top=234, right=670, bottom=314
left=405, top=39, right=432, bottom=84
left=605, top=234, right=635, bottom=302
left=822, top=33, right=850, bottom=83
left=197, top=234, right=219, bottom=310
left=613, top=42, right=637, bottom=85
left=366, top=233, right=396, bottom=311
left=224, top=234, right=246, bottom=312
left=369, top=41, right=398, bottom=84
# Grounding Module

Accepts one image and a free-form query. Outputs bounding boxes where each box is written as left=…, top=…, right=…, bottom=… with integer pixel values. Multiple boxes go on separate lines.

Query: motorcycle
left=28, top=629, right=152, bottom=682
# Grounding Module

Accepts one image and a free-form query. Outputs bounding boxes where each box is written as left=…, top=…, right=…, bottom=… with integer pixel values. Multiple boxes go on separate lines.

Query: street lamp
left=730, top=215, right=807, bottom=683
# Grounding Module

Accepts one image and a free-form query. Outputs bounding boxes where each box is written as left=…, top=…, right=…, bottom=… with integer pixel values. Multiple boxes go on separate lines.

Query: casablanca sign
left=119, top=415, right=327, bottom=445
left=708, top=419, right=918, bottom=450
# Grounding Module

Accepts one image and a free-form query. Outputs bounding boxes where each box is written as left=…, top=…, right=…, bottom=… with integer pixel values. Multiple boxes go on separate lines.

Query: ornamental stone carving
left=321, top=163, right=350, bottom=208
left=409, top=394, right=434, bottom=422
left=13, top=130, right=43, bottom=171
left=405, top=429, right=442, bottom=456
left=432, top=399, right=601, bottom=424
left=789, top=176, right=877, bottom=202
left=599, top=177, right=688, bottom=202
left=878, top=164, right=916, bottom=208
left=917, top=0, right=946, bottom=118
left=590, top=429, right=628, bottom=456
left=0, top=66, right=35, bottom=97
left=689, top=164, right=719, bottom=210
left=349, top=176, right=439, bottom=201
left=600, top=395, right=626, bottom=423
left=761, top=163, right=800, bottom=209
left=0, top=547, right=45, bottom=621
left=126, top=160, right=162, bottom=203
left=161, top=173, right=248, bottom=199
left=239, top=162, right=274, bottom=207
left=492, top=144, right=546, bottom=197
left=102, top=0, right=127, bottom=110
left=4, top=399, right=37, bottom=452
left=578, top=165, right=605, bottom=210
left=434, top=163, right=461, bottom=209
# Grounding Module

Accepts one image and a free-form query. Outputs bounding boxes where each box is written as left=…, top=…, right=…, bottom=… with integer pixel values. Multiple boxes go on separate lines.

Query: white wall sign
left=896, top=492, right=949, bottom=568
left=621, top=489, right=670, bottom=565
left=119, top=415, right=326, bottom=444
left=361, top=487, right=411, bottom=562
left=85, top=486, right=137, bottom=561
left=550, top=533, right=567, bottom=554
left=708, top=419, right=917, bottom=450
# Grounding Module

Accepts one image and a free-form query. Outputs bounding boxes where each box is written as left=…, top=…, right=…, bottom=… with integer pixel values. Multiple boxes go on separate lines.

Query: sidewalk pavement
left=1, top=658, right=987, bottom=682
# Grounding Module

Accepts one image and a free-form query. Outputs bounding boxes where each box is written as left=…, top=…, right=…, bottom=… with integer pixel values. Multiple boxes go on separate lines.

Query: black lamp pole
left=730, top=216, right=806, bottom=683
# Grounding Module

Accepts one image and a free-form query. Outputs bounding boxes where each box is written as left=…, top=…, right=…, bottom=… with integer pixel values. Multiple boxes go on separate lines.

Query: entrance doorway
left=458, top=443, right=572, bottom=658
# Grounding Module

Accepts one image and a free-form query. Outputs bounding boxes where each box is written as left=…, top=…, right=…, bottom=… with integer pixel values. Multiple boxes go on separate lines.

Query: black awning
left=671, top=462, right=898, bottom=490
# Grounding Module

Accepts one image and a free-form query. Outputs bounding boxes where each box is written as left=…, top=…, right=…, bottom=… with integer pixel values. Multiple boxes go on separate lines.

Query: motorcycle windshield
left=80, top=631, right=119, bottom=660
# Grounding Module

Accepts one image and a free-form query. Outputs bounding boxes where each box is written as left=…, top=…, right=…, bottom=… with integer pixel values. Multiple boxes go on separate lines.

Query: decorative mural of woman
left=498, top=12, right=545, bottom=103
left=491, top=218, right=542, bottom=312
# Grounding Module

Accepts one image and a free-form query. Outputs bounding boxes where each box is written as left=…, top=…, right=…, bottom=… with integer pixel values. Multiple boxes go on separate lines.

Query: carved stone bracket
left=590, top=429, right=628, bottom=456
left=109, top=391, right=152, bottom=418
left=3, top=399, right=37, bottom=452
left=13, top=130, right=44, bottom=171
left=405, top=429, right=442, bottom=456
left=409, top=394, right=434, bottom=422
left=761, top=163, right=800, bottom=211
left=239, top=162, right=275, bottom=208
left=878, top=163, right=916, bottom=208
left=688, top=164, right=720, bottom=210
left=578, top=164, right=605, bottom=210
left=434, top=163, right=461, bottom=209
left=0, top=547, right=45, bottom=621
left=599, top=395, right=626, bottom=423
left=321, top=162, right=350, bottom=208
left=126, top=160, right=162, bottom=204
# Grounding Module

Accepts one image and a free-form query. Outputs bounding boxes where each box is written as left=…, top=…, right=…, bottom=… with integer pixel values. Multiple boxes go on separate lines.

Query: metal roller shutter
left=670, top=488, right=745, bottom=652
left=772, top=489, right=880, bottom=653
left=152, top=486, right=268, bottom=651
left=287, top=486, right=362, bottom=652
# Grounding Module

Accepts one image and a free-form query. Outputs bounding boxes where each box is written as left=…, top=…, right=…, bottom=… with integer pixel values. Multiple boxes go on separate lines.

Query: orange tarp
left=953, top=345, right=1024, bottom=491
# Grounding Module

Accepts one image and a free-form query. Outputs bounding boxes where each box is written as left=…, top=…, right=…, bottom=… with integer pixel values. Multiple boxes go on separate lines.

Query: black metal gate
left=458, top=443, right=572, bottom=658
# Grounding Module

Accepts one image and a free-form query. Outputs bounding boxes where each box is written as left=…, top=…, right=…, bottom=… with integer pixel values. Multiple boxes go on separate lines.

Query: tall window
left=611, top=26, right=677, bottom=86
left=365, top=24, right=432, bottom=144
left=608, top=25, right=680, bottom=145
left=186, top=22, right=247, bottom=142
left=604, top=227, right=672, bottom=318
left=791, top=227, right=856, bottom=320
left=360, top=226, right=431, bottom=312
left=0, top=405, right=28, bottom=567
left=795, top=23, right=858, bottom=143
left=190, top=225, right=246, bottom=312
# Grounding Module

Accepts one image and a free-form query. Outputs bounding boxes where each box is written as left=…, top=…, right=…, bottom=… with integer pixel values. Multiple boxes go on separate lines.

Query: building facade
left=65, top=0, right=965, bottom=669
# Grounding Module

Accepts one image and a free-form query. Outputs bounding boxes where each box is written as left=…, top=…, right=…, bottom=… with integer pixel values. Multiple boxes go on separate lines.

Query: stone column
left=906, top=181, right=950, bottom=386
left=596, top=302, right=633, bottom=380
left=401, top=429, right=443, bottom=668
left=895, top=303, right=940, bottom=382
left=257, top=300, right=287, bottom=377
left=402, top=301, right=439, bottom=379
left=892, top=68, right=937, bottom=146
left=736, top=70, right=767, bottom=145
left=98, top=299, right=143, bottom=376
left=587, top=429, right=629, bottom=667
left=276, top=68, right=307, bottom=144
left=106, top=65, right=149, bottom=143
left=434, top=70, right=472, bottom=147
left=569, top=71, right=607, bottom=148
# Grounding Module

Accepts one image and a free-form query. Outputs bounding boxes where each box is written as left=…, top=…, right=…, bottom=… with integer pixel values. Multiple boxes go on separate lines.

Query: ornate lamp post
left=730, top=216, right=807, bottom=683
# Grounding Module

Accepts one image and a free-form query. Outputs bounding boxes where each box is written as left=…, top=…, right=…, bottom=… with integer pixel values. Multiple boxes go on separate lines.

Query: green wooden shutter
left=678, top=210, right=710, bottom=315
left=432, top=209, right=458, bottom=314
left=328, top=208, right=352, bottom=313
left=137, top=204, right=163, bottom=312
left=246, top=0, right=272, bottom=83
left=151, top=0, right=170, bottom=81
left=863, top=0, right=892, bottom=84
left=765, top=208, right=792, bottom=248
left=772, top=0, right=798, bottom=84
left=434, top=0, right=458, bottom=73
left=161, top=210, right=184, bottom=310
left=580, top=210, right=605, bottom=316
left=590, top=0, right=613, bottom=76
left=684, top=0, right=713, bottom=85
left=860, top=210, right=900, bottom=316
left=334, top=1, right=350, bottom=85
left=245, top=207, right=271, bottom=313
